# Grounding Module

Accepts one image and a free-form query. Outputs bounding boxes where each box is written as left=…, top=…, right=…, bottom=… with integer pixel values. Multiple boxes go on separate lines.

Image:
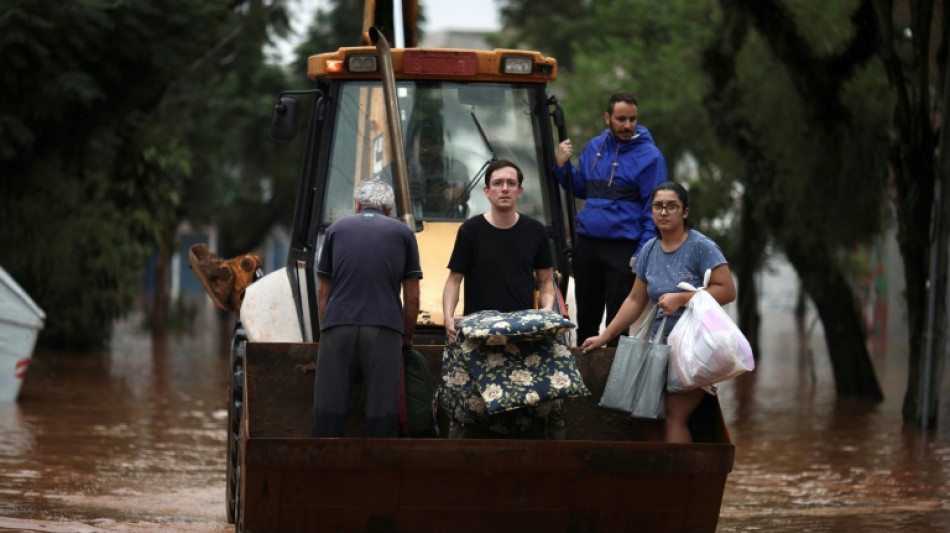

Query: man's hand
left=556, top=139, right=573, bottom=167
left=445, top=316, right=459, bottom=344
left=442, top=271, right=464, bottom=344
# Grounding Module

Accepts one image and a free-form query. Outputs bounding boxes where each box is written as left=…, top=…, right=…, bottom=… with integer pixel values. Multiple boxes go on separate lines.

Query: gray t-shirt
left=634, top=230, right=727, bottom=339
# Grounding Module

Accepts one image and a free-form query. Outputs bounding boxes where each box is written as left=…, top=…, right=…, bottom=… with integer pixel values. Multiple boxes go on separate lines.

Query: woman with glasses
left=580, top=181, right=736, bottom=443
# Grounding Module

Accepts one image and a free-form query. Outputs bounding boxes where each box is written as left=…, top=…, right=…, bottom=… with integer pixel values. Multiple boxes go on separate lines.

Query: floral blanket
left=439, top=310, right=590, bottom=434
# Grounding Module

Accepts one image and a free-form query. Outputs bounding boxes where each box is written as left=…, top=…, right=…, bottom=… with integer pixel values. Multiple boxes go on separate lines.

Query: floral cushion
left=456, top=310, right=575, bottom=346
left=467, top=338, right=589, bottom=414
left=439, top=310, right=589, bottom=434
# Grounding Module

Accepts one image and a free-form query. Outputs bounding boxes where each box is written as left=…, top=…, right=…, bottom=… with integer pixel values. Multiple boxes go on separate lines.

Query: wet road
left=1, top=269, right=949, bottom=531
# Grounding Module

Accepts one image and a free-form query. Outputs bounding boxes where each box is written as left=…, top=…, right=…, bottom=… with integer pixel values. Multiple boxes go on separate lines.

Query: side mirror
left=270, top=95, right=299, bottom=142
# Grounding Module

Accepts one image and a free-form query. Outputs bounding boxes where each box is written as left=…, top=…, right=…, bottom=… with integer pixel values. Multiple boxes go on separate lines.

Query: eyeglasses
left=651, top=202, right=681, bottom=214
left=488, top=178, right=519, bottom=189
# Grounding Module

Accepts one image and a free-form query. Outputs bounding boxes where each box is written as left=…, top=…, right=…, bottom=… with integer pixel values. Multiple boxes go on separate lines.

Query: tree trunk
left=890, top=132, right=936, bottom=423
left=784, top=238, right=883, bottom=400
left=932, top=169, right=950, bottom=429
left=919, top=40, right=950, bottom=428
left=152, top=218, right=174, bottom=337
left=734, top=185, right=768, bottom=358
left=707, top=0, right=886, bottom=400
left=866, top=0, right=941, bottom=425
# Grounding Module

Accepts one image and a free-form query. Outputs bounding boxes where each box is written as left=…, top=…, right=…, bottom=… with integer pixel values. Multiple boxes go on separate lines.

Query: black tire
left=225, top=323, right=246, bottom=525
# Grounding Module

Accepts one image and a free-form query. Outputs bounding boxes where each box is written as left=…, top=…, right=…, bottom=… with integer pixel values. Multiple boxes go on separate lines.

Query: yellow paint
left=415, top=221, right=462, bottom=327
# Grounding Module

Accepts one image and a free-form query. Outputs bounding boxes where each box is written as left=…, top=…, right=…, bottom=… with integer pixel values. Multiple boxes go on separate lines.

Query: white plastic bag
left=667, top=269, right=754, bottom=393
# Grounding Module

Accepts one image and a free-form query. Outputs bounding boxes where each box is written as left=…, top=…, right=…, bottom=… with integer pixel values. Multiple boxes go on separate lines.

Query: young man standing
left=442, top=159, right=561, bottom=438
left=312, top=179, right=422, bottom=438
left=442, top=159, right=555, bottom=341
left=553, top=92, right=668, bottom=346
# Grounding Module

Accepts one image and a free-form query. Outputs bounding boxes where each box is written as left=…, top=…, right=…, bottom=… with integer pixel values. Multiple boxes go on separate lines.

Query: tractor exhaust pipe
left=370, top=26, right=415, bottom=230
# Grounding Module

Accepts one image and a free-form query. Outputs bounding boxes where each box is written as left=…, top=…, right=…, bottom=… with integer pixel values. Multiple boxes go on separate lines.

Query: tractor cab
left=273, top=47, right=571, bottom=343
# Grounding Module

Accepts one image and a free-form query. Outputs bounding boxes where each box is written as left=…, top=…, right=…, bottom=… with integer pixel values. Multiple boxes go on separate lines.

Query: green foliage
left=498, top=0, right=736, bottom=240
left=0, top=0, right=295, bottom=347
left=291, top=0, right=366, bottom=77
left=564, top=1, right=721, bottom=170
left=500, top=0, right=894, bottom=387
left=175, top=57, right=302, bottom=255
left=729, top=5, right=890, bottom=250
left=500, top=0, right=891, bottom=248
left=0, top=156, right=152, bottom=348
left=491, top=0, right=592, bottom=71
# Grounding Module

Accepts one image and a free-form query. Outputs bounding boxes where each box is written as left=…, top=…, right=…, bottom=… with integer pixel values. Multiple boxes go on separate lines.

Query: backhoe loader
left=189, top=2, right=734, bottom=531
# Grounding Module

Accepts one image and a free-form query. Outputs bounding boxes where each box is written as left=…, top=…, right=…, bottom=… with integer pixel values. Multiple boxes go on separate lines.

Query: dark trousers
left=312, top=325, right=401, bottom=438
left=572, top=235, right=638, bottom=346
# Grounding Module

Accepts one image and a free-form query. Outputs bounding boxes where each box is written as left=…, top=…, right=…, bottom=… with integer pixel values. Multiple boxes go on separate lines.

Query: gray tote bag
left=599, top=306, right=669, bottom=418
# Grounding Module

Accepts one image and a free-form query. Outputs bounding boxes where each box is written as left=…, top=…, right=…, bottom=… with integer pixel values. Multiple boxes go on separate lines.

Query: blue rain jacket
left=553, top=125, right=668, bottom=255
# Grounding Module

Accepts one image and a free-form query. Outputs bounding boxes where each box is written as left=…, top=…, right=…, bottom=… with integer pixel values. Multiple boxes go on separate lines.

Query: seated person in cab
left=408, top=135, right=469, bottom=219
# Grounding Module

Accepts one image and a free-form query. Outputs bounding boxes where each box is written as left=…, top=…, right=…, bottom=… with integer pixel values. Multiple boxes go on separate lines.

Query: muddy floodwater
left=1, top=267, right=949, bottom=532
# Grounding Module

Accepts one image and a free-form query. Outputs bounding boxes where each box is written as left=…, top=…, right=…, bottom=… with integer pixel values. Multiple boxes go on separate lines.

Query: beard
left=610, top=123, right=636, bottom=141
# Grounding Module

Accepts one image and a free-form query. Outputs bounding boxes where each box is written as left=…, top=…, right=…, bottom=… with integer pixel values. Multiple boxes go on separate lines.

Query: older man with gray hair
left=312, top=179, right=422, bottom=437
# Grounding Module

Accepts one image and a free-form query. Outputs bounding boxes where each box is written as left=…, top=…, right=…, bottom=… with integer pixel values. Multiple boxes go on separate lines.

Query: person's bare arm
left=317, top=275, right=331, bottom=327
left=581, top=278, right=650, bottom=352
left=401, top=277, right=420, bottom=348
left=442, top=271, right=464, bottom=343
left=536, top=268, right=555, bottom=311
left=705, top=264, right=736, bottom=305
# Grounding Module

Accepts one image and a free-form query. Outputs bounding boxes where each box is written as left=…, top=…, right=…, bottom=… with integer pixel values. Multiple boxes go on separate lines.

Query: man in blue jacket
left=553, top=92, right=668, bottom=346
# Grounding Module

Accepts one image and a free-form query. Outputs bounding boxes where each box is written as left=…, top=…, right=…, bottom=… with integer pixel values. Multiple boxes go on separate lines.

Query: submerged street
left=0, top=259, right=948, bottom=532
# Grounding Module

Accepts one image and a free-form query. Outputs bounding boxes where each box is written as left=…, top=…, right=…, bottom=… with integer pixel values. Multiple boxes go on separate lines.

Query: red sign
left=403, top=51, right=477, bottom=76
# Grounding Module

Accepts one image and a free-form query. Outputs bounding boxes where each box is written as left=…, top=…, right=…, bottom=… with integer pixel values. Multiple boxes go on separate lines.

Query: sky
left=272, top=0, right=502, bottom=62
left=420, top=0, right=500, bottom=31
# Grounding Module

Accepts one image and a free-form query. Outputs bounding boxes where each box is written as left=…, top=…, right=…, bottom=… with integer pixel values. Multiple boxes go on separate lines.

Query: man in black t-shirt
left=442, top=159, right=554, bottom=341
left=313, top=179, right=422, bottom=438
left=442, top=159, right=564, bottom=439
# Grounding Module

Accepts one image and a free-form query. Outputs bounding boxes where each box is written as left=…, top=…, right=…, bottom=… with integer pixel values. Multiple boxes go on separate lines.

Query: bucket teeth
left=188, top=243, right=263, bottom=312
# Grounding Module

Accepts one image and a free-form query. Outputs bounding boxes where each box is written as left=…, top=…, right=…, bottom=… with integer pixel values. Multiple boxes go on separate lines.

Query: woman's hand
left=656, top=291, right=692, bottom=316
left=581, top=334, right=608, bottom=353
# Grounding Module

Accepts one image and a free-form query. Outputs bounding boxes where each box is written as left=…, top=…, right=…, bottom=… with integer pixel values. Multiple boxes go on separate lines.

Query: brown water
left=0, top=316, right=233, bottom=532
left=1, top=291, right=949, bottom=531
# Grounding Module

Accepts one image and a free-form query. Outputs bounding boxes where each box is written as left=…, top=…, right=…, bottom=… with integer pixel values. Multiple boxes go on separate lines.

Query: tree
left=865, top=0, right=948, bottom=426
left=290, top=0, right=428, bottom=77
left=490, top=0, right=592, bottom=72
left=708, top=0, right=890, bottom=399
left=290, top=0, right=366, bottom=78
left=498, top=0, right=890, bottom=399
left=0, top=0, right=294, bottom=346
left=713, top=0, right=950, bottom=412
